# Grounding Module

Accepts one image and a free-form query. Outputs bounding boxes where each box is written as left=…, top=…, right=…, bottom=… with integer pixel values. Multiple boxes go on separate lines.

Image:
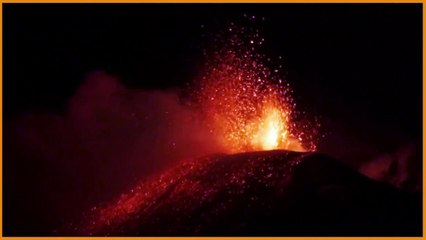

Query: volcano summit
left=69, top=150, right=421, bottom=236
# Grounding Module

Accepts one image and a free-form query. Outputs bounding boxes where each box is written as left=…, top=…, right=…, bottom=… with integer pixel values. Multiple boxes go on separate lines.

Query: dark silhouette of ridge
left=69, top=150, right=422, bottom=236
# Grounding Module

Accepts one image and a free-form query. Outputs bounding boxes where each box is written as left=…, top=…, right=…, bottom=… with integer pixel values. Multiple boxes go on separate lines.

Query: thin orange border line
left=423, top=1, right=425, bottom=238
left=0, top=237, right=414, bottom=239
left=0, top=1, right=424, bottom=240
left=0, top=1, right=3, bottom=239
left=0, top=0, right=424, bottom=3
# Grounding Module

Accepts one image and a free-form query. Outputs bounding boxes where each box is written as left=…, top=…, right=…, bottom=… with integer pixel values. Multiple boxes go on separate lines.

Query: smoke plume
left=5, top=71, right=223, bottom=235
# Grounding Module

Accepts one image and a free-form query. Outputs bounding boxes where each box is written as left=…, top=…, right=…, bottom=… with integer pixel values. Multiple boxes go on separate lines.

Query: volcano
left=69, top=150, right=421, bottom=236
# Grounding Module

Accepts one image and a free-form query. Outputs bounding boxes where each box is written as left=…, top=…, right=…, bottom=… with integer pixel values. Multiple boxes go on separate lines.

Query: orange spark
left=195, top=19, right=316, bottom=153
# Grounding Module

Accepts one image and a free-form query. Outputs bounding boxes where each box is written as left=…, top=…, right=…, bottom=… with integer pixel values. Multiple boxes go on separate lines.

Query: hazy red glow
left=196, top=20, right=315, bottom=153
left=38, top=20, right=318, bottom=234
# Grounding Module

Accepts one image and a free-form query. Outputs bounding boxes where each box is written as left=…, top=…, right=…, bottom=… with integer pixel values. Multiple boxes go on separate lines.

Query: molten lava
left=195, top=19, right=315, bottom=153
left=254, top=107, right=284, bottom=150
left=250, top=106, right=303, bottom=151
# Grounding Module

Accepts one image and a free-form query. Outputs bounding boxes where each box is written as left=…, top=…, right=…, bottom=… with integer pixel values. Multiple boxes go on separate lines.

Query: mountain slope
left=69, top=150, right=421, bottom=236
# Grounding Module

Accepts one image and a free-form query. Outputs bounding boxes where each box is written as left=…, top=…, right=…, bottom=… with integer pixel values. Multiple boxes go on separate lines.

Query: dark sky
left=4, top=4, right=422, bottom=114
left=4, top=3, right=423, bottom=154
left=3, top=3, right=423, bottom=235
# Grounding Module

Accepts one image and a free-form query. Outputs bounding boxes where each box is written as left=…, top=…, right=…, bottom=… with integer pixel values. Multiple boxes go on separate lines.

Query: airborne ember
left=67, top=19, right=321, bottom=235
left=195, top=19, right=316, bottom=153
left=4, top=4, right=422, bottom=237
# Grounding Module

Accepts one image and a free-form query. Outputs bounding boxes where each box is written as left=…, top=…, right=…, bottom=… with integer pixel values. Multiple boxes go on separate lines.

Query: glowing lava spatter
left=68, top=19, right=319, bottom=235
left=196, top=19, right=315, bottom=153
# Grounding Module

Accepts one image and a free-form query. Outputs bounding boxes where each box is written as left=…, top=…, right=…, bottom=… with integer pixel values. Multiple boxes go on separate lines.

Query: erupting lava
left=251, top=106, right=304, bottom=151
left=196, top=19, right=315, bottom=153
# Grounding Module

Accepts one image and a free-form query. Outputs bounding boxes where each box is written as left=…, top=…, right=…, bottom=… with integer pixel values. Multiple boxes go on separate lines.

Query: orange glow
left=251, top=106, right=286, bottom=151
left=253, top=106, right=305, bottom=152
left=255, top=107, right=284, bottom=150
left=195, top=19, right=316, bottom=153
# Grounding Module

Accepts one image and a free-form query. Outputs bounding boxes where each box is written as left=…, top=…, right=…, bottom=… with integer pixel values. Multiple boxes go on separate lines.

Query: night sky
left=3, top=3, right=422, bottom=236
left=4, top=4, right=422, bottom=120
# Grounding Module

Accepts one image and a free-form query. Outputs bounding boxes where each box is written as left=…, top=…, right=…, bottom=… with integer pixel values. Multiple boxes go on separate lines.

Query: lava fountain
left=69, top=18, right=320, bottom=236
left=195, top=20, right=315, bottom=153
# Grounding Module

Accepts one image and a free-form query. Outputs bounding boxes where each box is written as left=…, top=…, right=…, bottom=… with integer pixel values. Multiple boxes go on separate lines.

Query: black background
left=4, top=4, right=422, bottom=124
left=3, top=3, right=422, bottom=235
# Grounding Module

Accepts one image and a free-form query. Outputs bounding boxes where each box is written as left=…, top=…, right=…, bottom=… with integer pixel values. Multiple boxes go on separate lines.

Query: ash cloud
left=359, top=143, right=421, bottom=192
left=5, top=71, right=422, bottom=235
left=5, top=71, right=223, bottom=235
